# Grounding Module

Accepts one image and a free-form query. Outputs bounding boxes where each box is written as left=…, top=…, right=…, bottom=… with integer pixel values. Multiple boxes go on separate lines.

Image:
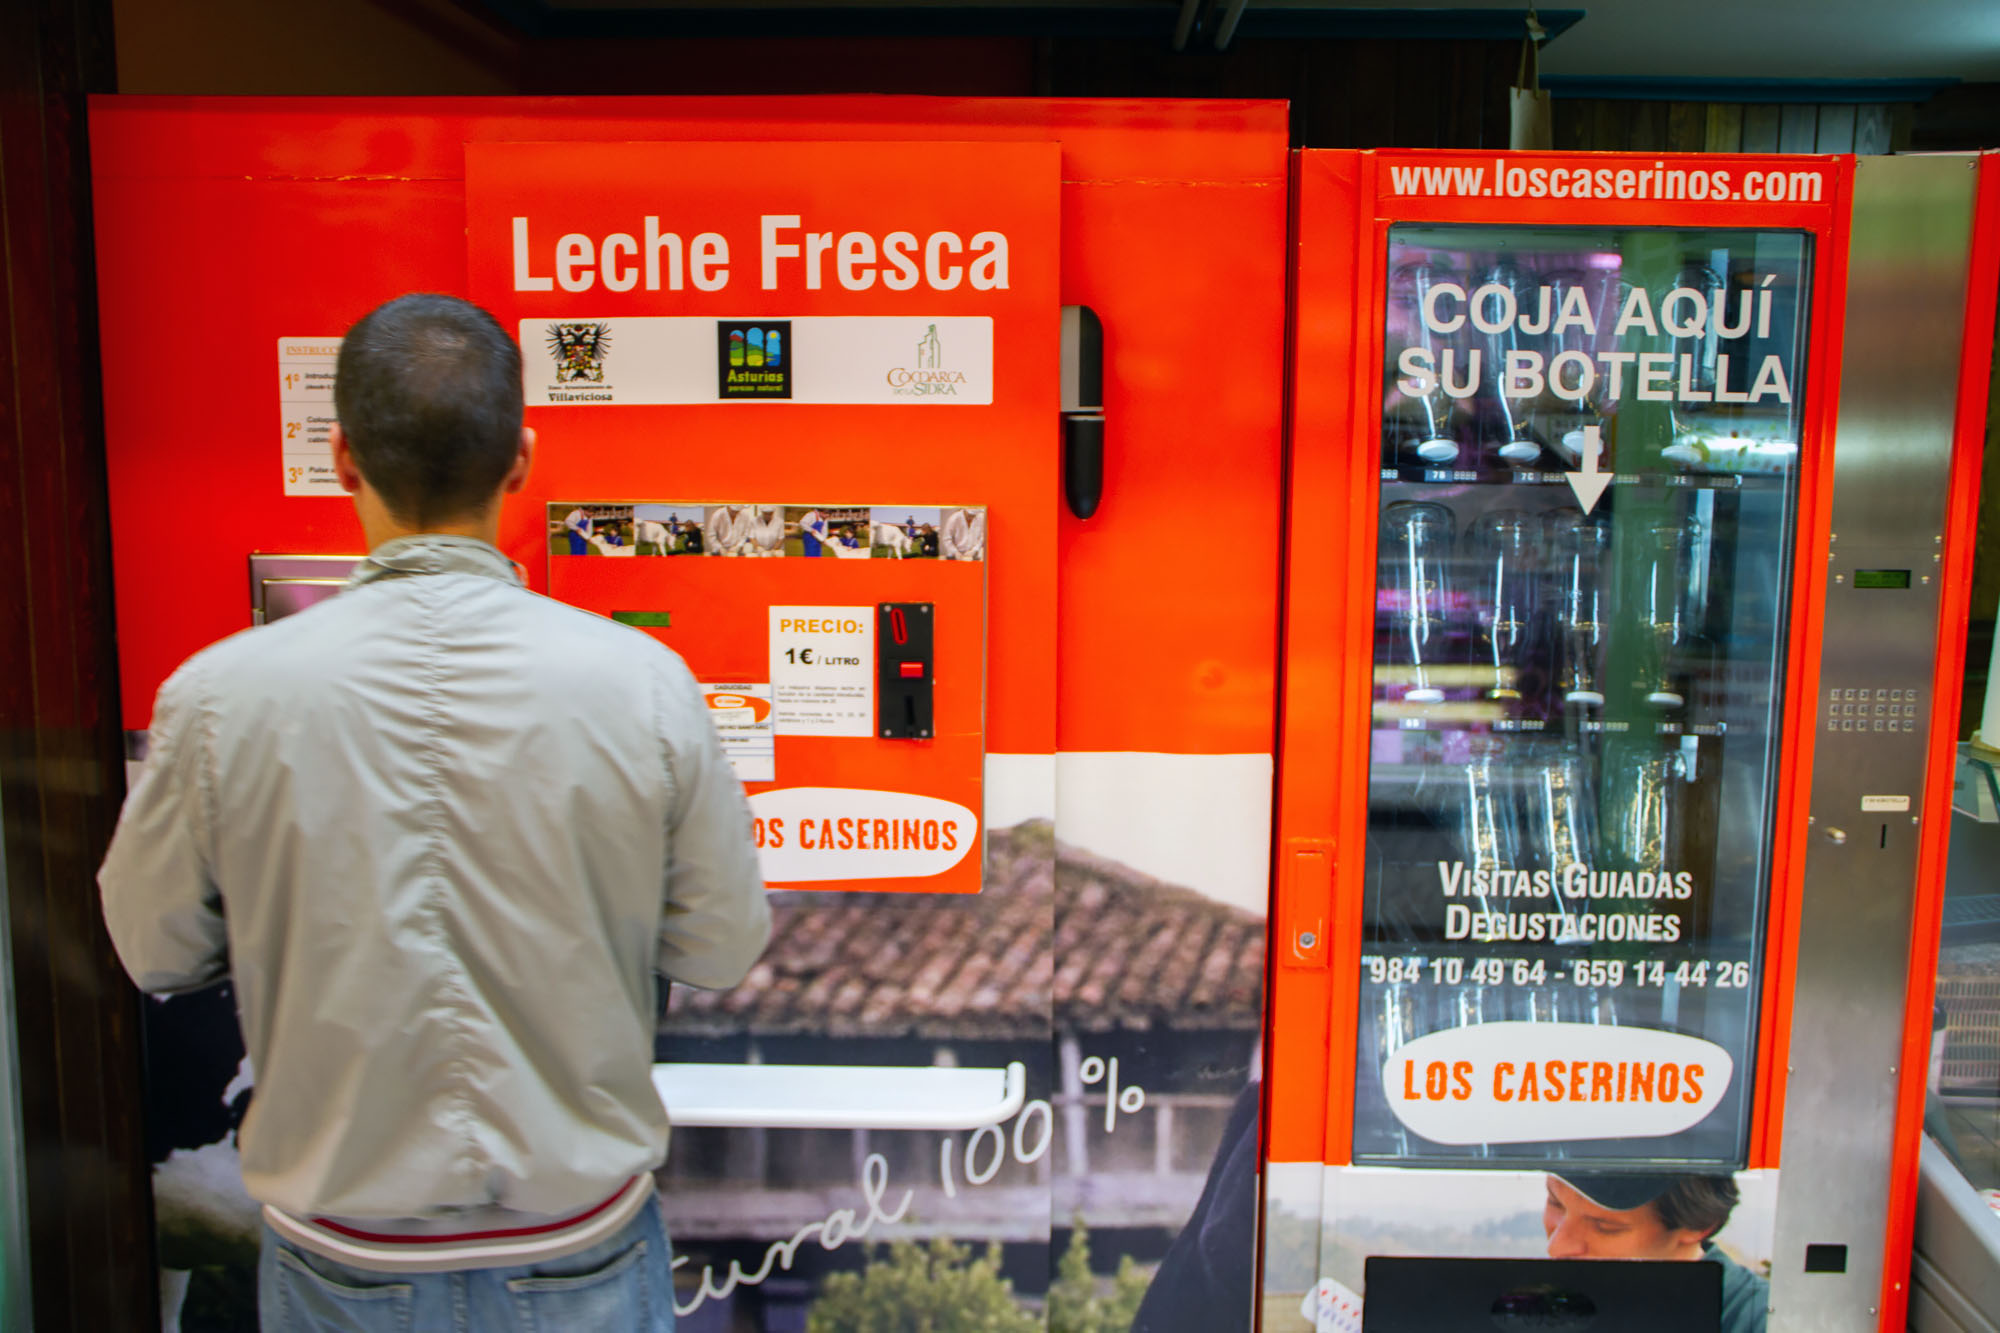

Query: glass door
left=1353, top=222, right=1813, bottom=1169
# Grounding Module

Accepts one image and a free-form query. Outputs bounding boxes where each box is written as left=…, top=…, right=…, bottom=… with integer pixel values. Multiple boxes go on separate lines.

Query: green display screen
left=1855, top=569, right=1912, bottom=590
left=611, top=610, right=672, bottom=627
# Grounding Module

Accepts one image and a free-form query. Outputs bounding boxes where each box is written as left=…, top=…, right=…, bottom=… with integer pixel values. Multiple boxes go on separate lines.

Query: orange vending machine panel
left=1267, top=150, right=1999, bottom=1333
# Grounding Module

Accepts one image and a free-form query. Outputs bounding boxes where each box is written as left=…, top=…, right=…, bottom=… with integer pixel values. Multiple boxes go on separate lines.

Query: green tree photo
left=1046, top=1223, right=1150, bottom=1333
left=808, top=1237, right=1040, bottom=1333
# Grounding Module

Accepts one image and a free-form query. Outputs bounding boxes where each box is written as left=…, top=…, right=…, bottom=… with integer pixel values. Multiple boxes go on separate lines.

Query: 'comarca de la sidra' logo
left=546, top=322, right=611, bottom=383
left=887, top=323, right=969, bottom=396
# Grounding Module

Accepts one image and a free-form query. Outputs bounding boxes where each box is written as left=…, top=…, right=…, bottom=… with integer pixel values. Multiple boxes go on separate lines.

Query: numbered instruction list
left=279, top=337, right=343, bottom=497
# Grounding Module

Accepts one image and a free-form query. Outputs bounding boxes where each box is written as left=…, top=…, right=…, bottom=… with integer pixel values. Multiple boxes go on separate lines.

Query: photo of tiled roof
left=664, top=820, right=1266, bottom=1041
left=1056, top=842, right=1267, bottom=1035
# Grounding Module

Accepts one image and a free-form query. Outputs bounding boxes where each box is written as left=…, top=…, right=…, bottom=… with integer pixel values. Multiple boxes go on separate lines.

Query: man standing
left=797, top=506, right=829, bottom=558
left=561, top=503, right=593, bottom=554
left=100, top=294, right=770, bottom=1328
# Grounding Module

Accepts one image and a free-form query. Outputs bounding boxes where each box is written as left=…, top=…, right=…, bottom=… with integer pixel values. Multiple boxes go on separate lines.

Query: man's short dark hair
left=334, top=294, right=523, bottom=525
left=1652, top=1174, right=1738, bottom=1239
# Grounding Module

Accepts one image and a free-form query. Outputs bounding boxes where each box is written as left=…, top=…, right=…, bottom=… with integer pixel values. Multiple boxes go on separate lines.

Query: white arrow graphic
left=1565, top=424, right=1613, bottom=514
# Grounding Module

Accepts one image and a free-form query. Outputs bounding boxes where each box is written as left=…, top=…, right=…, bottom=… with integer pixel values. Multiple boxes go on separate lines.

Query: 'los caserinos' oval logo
left=1382, top=1021, right=1732, bottom=1145
left=705, top=691, right=773, bottom=723
left=749, top=787, right=978, bottom=884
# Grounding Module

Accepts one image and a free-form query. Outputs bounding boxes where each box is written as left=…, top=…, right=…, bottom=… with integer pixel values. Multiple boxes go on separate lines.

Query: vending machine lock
left=878, top=602, right=935, bottom=739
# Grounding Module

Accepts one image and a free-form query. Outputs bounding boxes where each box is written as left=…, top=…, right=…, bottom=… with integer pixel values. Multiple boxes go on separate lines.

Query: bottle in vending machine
left=1469, top=509, right=1539, bottom=703
left=1389, top=261, right=1465, bottom=466
left=1379, top=500, right=1458, bottom=705
left=1552, top=511, right=1613, bottom=708
left=1473, top=261, right=1548, bottom=466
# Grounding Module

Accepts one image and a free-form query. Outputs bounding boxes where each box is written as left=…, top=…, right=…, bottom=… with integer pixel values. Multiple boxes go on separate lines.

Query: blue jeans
left=259, top=1195, right=676, bottom=1332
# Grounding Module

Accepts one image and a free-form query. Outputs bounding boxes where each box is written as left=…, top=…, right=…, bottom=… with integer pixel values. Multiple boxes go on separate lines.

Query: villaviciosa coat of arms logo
left=546, top=322, right=612, bottom=383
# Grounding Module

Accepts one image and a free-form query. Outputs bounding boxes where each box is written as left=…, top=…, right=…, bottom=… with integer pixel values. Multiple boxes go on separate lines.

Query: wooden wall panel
left=0, top=0, right=155, bottom=1330
left=1553, top=96, right=1589, bottom=151
left=1628, top=100, right=1665, bottom=151
left=1392, top=42, right=1440, bottom=148
left=1480, top=39, right=1517, bottom=148
left=1855, top=103, right=1894, bottom=155
left=1666, top=101, right=1706, bottom=152
left=1705, top=103, right=1744, bottom=153
left=1050, top=37, right=1522, bottom=149
left=1741, top=103, right=1783, bottom=152
left=1816, top=102, right=1857, bottom=152
left=1444, top=41, right=1486, bottom=149
left=1560, top=98, right=1911, bottom=156
left=1778, top=101, right=1820, bottom=152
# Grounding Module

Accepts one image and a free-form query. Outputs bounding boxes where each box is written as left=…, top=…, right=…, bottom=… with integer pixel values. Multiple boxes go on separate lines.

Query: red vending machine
left=90, top=97, right=1289, bottom=1331
left=1267, top=150, right=2000, bottom=1333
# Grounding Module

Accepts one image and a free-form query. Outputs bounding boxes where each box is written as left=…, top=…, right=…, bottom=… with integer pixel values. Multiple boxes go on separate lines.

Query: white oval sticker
left=749, top=786, right=978, bottom=884
left=1381, top=1021, right=1733, bottom=1146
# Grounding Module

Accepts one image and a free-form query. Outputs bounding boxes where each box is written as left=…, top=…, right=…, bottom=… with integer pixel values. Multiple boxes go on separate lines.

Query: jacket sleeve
left=98, top=662, right=229, bottom=994
left=655, top=662, right=772, bottom=989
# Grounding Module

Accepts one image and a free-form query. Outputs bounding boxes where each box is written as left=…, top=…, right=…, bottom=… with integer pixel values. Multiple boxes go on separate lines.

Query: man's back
left=102, top=536, right=769, bottom=1222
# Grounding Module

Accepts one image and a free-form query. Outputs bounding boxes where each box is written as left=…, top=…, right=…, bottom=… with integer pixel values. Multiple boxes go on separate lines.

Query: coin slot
left=876, top=601, right=934, bottom=740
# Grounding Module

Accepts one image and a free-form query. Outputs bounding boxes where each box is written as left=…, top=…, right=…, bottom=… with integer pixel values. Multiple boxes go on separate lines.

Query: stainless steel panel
left=262, top=578, right=347, bottom=622
left=248, top=553, right=361, bottom=624
left=1771, top=154, right=1981, bottom=1332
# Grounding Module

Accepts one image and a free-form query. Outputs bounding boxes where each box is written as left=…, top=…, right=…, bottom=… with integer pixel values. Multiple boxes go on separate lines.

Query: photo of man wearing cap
left=1544, top=1172, right=1770, bottom=1333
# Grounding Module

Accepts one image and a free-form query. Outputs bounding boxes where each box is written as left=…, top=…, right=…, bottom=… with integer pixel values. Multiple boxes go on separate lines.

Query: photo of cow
left=870, top=507, right=941, bottom=559
left=634, top=503, right=710, bottom=555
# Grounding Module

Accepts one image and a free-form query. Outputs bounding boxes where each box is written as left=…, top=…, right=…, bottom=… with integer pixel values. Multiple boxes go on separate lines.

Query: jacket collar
left=348, top=535, right=522, bottom=589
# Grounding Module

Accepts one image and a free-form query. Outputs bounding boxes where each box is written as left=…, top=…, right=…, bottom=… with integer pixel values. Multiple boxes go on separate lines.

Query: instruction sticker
left=770, top=607, right=874, bottom=737
left=702, top=683, right=775, bottom=783
left=278, top=336, right=343, bottom=497
left=1861, top=794, right=1911, bottom=813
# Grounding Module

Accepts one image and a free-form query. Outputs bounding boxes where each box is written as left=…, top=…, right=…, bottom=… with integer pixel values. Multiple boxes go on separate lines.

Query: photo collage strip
left=548, top=503, right=987, bottom=562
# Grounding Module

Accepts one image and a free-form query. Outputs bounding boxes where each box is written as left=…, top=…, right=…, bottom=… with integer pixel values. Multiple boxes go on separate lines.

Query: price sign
left=769, top=607, right=874, bottom=737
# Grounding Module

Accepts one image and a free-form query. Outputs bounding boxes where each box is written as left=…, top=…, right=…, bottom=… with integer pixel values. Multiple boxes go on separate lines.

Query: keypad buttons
left=1823, top=682, right=1925, bottom=748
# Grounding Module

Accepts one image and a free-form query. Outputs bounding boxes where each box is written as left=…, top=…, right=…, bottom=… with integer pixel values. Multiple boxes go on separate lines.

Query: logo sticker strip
left=523, top=316, right=993, bottom=406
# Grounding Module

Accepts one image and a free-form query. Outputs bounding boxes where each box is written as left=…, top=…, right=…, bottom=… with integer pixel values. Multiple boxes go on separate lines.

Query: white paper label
left=750, top=787, right=977, bottom=883
left=278, top=336, right=343, bottom=496
left=702, top=683, right=775, bottom=783
left=1381, top=1021, right=1733, bottom=1145
left=770, top=607, right=874, bottom=737
left=1861, top=794, right=1911, bottom=812
left=519, top=316, right=993, bottom=406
